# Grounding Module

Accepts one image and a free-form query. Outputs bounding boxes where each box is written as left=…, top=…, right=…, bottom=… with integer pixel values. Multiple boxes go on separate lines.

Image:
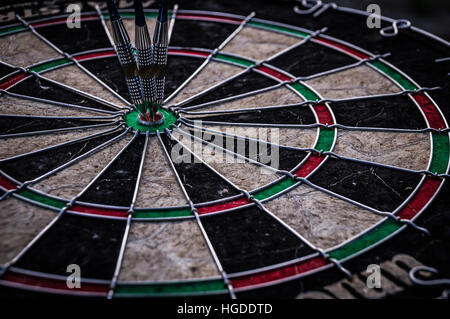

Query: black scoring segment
left=278, top=147, right=309, bottom=171
left=35, top=20, right=111, bottom=54
left=15, top=213, right=126, bottom=280
left=80, top=57, right=130, bottom=102
left=0, top=116, right=113, bottom=137
left=81, top=55, right=204, bottom=103
left=188, top=105, right=316, bottom=125
left=381, top=30, right=450, bottom=88
left=164, top=55, right=206, bottom=98
left=169, top=0, right=315, bottom=27
left=161, top=133, right=240, bottom=203
left=201, top=206, right=315, bottom=274
left=181, top=70, right=278, bottom=108
left=76, top=134, right=146, bottom=207
left=0, top=130, right=123, bottom=182
left=188, top=129, right=308, bottom=171
left=9, top=76, right=117, bottom=112
left=309, top=158, right=423, bottom=212
left=329, top=94, right=428, bottom=129
left=0, top=62, right=16, bottom=78
left=170, top=19, right=238, bottom=50
left=269, top=41, right=357, bottom=77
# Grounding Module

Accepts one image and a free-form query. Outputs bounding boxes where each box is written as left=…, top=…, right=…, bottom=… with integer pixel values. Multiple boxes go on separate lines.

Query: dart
left=153, top=0, right=168, bottom=113
left=105, top=0, right=146, bottom=117
left=134, top=0, right=159, bottom=124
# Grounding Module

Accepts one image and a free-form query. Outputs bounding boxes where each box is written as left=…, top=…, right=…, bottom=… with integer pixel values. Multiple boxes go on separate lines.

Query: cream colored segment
left=171, top=62, right=243, bottom=105
left=32, top=135, right=132, bottom=199
left=264, top=184, right=382, bottom=250
left=222, top=26, right=300, bottom=61
left=42, top=65, right=125, bottom=107
left=187, top=87, right=303, bottom=116
left=172, top=130, right=279, bottom=191
left=0, top=95, right=106, bottom=117
left=0, top=127, right=113, bottom=160
left=118, top=220, right=220, bottom=281
left=277, top=128, right=317, bottom=150
left=135, top=136, right=188, bottom=208
left=305, top=65, right=401, bottom=99
left=0, top=198, right=55, bottom=264
left=106, top=18, right=157, bottom=47
left=333, top=130, right=431, bottom=171
left=204, top=125, right=318, bottom=149
left=0, top=31, right=60, bottom=67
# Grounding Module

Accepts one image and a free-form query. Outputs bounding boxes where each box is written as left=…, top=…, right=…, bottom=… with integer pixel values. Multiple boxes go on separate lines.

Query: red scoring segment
left=411, top=93, right=446, bottom=129
left=0, top=174, right=18, bottom=190
left=0, top=73, right=28, bottom=90
left=73, top=51, right=116, bottom=61
left=396, top=177, right=442, bottom=220
left=168, top=49, right=210, bottom=58
left=25, top=12, right=244, bottom=29
left=20, top=13, right=243, bottom=32
left=176, top=14, right=242, bottom=25
left=313, top=104, right=334, bottom=124
left=1, top=270, right=109, bottom=295
left=230, top=256, right=330, bottom=289
left=29, top=15, right=99, bottom=28
left=315, top=36, right=371, bottom=60
left=197, top=197, right=251, bottom=215
left=70, top=204, right=128, bottom=218
left=255, top=66, right=293, bottom=82
left=294, top=155, right=326, bottom=178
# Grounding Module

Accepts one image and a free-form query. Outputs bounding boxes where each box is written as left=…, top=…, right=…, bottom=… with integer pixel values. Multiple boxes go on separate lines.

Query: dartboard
left=0, top=0, right=449, bottom=299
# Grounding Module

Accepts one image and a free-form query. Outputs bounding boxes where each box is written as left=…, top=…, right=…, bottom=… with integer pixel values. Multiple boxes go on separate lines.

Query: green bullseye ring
left=124, top=108, right=178, bottom=133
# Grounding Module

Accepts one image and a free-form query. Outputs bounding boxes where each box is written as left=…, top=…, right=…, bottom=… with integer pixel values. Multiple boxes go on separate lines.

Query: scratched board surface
left=0, top=0, right=449, bottom=299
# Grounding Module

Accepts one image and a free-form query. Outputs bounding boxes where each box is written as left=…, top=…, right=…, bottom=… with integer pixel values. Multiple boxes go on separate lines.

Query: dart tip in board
left=105, top=0, right=121, bottom=22
left=137, top=111, right=165, bottom=127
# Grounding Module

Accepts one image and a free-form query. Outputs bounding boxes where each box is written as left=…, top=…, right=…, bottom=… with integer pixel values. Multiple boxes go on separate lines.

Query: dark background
left=0, top=0, right=448, bottom=40
left=330, top=0, right=450, bottom=40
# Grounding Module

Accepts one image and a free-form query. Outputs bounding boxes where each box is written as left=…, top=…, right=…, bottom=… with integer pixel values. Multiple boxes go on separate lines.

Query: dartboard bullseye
left=0, top=0, right=448, bottom=300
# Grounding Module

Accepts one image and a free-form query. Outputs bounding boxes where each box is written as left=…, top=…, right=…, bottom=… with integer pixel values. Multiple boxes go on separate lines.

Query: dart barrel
left=110, top=20, right=144, bottom=112
left=153, top=4, right=168, bottom=106
left=153, top=45, right=167, bottom=106
left=106, top=0, right=145, bottom=114
left=136, top=26, right=156, bottom=107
